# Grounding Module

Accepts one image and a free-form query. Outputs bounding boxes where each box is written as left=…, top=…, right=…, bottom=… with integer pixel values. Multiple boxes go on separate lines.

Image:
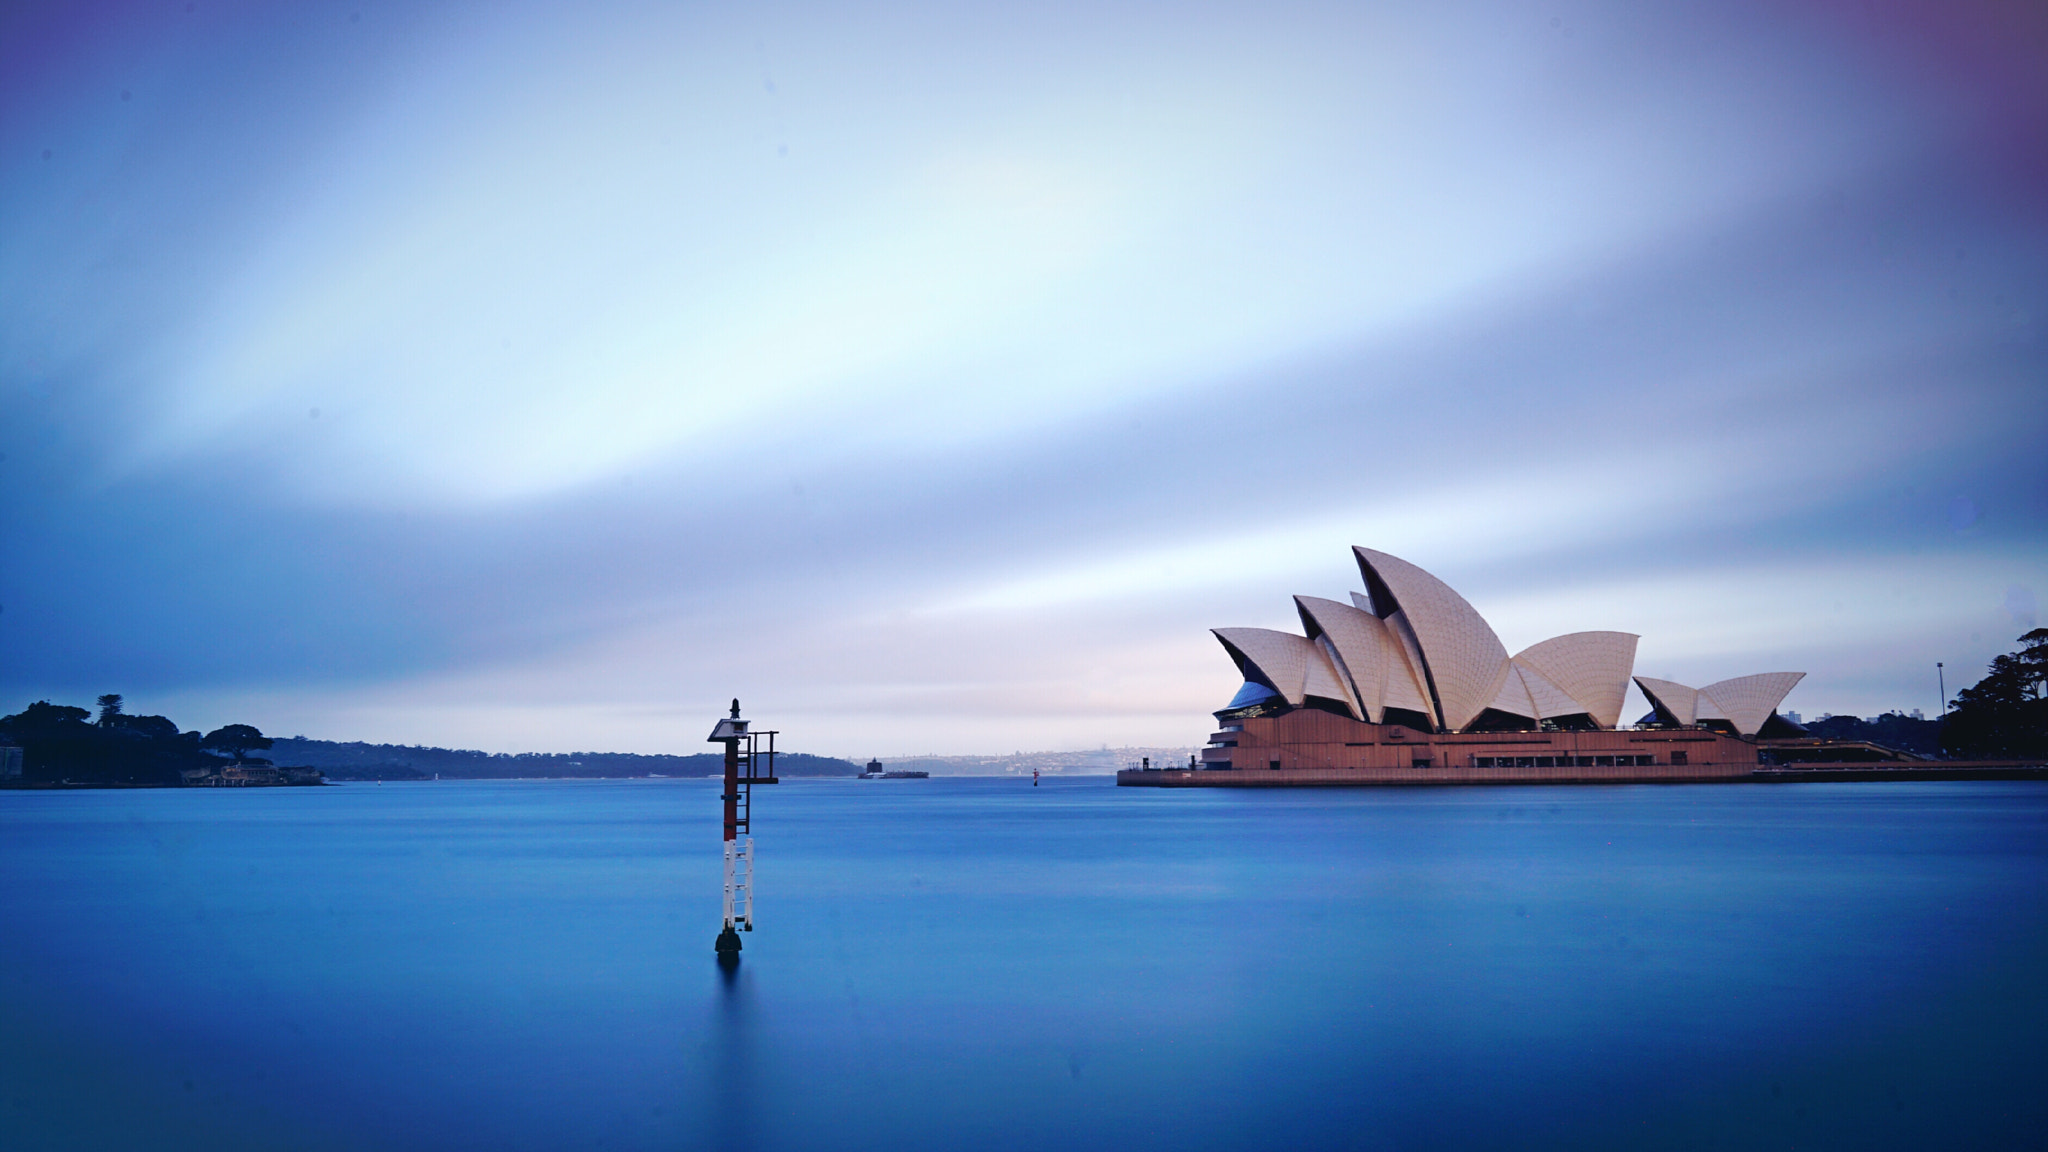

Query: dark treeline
left=1803, top=630, right=2044, bottom=760
left=1941, top=629, right=2048, bottom=759
left=0, top=696, right=859, bottom=784
left=0, top=695, right=273, bottom=785
left=267, top=737, right=860, bottom=780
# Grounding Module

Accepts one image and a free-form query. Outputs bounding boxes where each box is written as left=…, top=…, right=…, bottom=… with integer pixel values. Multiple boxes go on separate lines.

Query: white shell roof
left=1353, top=548, right=1511, bottom=732
left=1330, top=594, right=1436, bottom=721
left=1699, top=672, right=1805, bottom=736
left=1633, top=677, right=1699, bottom=726
left=1513, top=632, right=1639, bottom=729
left=1486, top=661, right=1598, bottom=723
left=1313, top=636, right=1367, bottom=719
left=1212, top=548, right=1800, bottom=738
left=1296, top=596, right=1389, bottom=723
left=1379, top=610, right=1440, bottom=721
left=1213, top=628, right=1310, bottom=704
left=1488, top=665, right=1537, bottom=719
left=1515, top=660, right=1588, bottom=720
left=1212, top=627, right=1346, bottom=710
left=1302, top=637, right=1355, bottom=714
left=1634, top=672, right=1803, bottom=735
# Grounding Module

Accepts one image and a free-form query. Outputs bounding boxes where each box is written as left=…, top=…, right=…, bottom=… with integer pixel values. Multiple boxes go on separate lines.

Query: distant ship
left=859, top=759, right=928, bottom=779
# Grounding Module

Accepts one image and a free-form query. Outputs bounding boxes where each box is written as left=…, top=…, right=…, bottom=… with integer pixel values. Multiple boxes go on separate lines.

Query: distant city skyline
left=3, top=0, right=2043, bottom=754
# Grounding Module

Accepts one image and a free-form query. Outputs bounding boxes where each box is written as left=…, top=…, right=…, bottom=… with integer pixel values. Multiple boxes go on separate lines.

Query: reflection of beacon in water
left=708, top=700, right=777, bottom=960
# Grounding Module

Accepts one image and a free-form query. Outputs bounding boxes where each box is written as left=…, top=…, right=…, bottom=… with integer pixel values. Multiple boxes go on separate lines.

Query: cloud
left=35, top=0, right=1934, bottom=509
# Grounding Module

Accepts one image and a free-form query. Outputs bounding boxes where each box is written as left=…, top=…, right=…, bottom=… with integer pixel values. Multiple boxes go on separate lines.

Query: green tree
left=7, top=701, right=91, bottom=729
left=3, top=701, right=111, bottom=782
left=115, top=714, right=182, bottom=740
left=202, top=724, right=273, bottom=763
left=1941, top=629, right=2048, bottom=759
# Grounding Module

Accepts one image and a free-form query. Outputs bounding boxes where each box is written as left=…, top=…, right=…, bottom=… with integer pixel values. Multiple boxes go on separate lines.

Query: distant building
left=190, top=764, right=324, bottom=787
left=1, top=746, right=20, bottom=780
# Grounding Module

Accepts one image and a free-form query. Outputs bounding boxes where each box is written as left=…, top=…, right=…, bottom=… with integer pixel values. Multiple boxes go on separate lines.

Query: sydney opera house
left=1121, top=547, right=1807, bottom=786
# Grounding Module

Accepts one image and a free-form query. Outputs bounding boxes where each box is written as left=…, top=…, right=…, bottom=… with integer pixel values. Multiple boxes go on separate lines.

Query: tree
left=1941, top=630, right=2048, bottom=759
left=202, top=724, right=273, bottom=763
left=2, top=701, right=111, bottom=782
left=6, top=701, right=91, bottom=731
left=96, top=694, right=124, bottom=725
left=1, top=700, right=212, bottom=785
left=112, top=714, right=182, bottom=740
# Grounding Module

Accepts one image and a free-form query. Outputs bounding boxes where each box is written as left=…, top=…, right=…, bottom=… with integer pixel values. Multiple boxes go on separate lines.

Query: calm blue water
left=2, top=777, right=2044, bottom=1151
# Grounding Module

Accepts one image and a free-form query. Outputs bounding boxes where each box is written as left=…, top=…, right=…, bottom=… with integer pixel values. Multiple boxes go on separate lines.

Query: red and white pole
left=709, top=699, right=753, bottom=959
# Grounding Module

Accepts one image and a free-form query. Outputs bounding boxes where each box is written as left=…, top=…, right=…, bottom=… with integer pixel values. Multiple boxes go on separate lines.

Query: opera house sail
left=1123, top=547, right=1810, bottom=787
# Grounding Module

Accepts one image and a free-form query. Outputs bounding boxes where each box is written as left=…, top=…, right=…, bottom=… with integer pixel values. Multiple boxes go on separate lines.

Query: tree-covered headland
left=1, top=695, right=861, bottom=784
left=0, top=695, right=278, bottom=785
left=266, top=738, right=859, bottom=780
left=1783, top=632, right=2044, bottom=759
left=1941, top=629, right=2048, bottom=759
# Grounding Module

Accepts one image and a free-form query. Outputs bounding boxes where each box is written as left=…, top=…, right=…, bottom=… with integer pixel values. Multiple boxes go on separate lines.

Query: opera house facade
left=1120, top=548, right=1806, bottom=787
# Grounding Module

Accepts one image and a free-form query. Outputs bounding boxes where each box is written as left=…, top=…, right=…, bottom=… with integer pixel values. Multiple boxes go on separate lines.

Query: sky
left=2, top=0, right=2044, bottom=756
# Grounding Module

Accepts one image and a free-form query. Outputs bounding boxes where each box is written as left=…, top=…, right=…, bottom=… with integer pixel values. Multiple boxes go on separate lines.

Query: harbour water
left=3, top=777, right=2044, bottom=1150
